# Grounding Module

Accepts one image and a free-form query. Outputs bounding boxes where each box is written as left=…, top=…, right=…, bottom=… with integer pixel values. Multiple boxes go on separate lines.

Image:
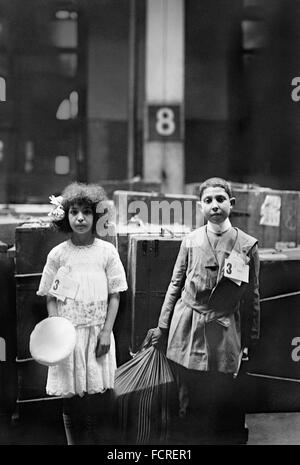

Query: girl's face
left=199, top=186, right=234, bottom=225
left=68, top=203, right=94, bottom=236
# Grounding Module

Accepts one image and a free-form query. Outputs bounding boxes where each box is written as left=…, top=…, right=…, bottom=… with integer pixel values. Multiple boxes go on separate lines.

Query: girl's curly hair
left=54, top=182, right=108, bottom=233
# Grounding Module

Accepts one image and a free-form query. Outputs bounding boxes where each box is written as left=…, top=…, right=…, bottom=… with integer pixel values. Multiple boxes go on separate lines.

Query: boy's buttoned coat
left=158, top=226, right=260, bottom=374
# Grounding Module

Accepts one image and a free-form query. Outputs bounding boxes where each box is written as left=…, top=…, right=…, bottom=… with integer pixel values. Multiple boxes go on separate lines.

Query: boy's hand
left=96, top=329, right=111, bottom=357
left=150, top=327, right=167, bottom=347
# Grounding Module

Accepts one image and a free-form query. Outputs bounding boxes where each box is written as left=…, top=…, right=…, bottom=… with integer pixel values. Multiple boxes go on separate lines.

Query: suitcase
left=13, top=224, right=68, bottom=411
left=0, top=202, right=56, bottom=247
left=15, top=224, right=68, bottom=360
left=114, top=225, right=159, bottom=365
left=114, top=224, right=191, bottom=364
left=0, top=216, right=28, bottom=248
left=128, top=235, right=185, bottom=353
left=0, top=243, right=17, bottom=417
left=15, top=223, right=68, bottom=275
left=97, top=180, right=161, bottom=199
left=259, top=247, right=300, bottom=298
left=16, top=275, right=48, bottom=360
left=113, top=190, right=203, bottom=230
left=246, top=248, right=300, bottom=412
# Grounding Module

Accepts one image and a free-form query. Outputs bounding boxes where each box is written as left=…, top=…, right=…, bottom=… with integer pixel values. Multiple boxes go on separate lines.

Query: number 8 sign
left=146, top=104, right=182, bottom=141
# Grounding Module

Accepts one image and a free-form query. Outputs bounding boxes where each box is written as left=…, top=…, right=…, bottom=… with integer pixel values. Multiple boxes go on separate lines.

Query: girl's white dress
left=37, top=238, right=128, bottom=398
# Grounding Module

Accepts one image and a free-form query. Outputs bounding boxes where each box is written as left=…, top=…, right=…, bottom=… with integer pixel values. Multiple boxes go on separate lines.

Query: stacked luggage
left=6, top=182, right=300, bottom=441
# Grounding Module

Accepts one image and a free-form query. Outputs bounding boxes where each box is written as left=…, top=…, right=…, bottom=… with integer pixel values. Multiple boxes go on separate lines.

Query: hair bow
left=48, top=195, right=65, bottom=221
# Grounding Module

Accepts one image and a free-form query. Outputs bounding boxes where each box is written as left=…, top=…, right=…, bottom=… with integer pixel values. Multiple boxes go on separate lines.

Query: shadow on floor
left=2, top=401, right=300, bottom=445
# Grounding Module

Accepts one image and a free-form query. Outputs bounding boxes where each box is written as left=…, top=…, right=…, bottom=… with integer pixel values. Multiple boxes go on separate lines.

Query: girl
left=36, top=182, right=128, bottom=445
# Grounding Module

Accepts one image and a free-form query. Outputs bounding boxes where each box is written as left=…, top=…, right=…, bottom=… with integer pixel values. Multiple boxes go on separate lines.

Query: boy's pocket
left=215, top=316, right=231, bottom=327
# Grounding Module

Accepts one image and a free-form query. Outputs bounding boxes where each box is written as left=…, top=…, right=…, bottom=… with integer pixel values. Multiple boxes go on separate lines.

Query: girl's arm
left=46, top=295, right=58, bottom=317
left=96, top=292, right=120, bottom=357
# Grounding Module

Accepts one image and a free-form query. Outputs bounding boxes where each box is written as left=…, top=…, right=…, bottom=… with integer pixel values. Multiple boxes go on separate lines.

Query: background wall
left=86, top=0, right=130, bottom=182
left=0, top=0, right=300, bottom=202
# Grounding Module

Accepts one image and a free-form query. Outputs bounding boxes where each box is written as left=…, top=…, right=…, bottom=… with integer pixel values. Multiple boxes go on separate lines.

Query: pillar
left=144, top=0, right=185, bottom=193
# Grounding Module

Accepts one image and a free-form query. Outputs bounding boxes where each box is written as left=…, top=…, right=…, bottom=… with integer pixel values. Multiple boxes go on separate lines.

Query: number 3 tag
left=49, top=267, right=79, bottom=301
left=224, top=257, right=249, bottom=284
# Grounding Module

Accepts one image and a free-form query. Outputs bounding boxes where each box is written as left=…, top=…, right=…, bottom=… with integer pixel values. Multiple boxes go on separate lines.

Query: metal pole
left=127, top=0, right=137, bottom=179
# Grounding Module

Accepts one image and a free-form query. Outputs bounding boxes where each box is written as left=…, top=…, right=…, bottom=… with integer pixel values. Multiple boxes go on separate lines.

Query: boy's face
left=199, top=186, right=235, bottom=225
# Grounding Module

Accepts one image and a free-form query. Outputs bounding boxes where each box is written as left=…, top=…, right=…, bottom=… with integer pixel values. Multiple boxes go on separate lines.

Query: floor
left=1, top=408, right=300, bottom=445
left=247, top=412, right=300, bottom=445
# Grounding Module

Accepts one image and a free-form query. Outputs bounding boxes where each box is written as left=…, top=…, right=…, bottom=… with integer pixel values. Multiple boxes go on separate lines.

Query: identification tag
left=49, top=267, right=79, bottom=301
left=224, top=252, right=249, bottom=285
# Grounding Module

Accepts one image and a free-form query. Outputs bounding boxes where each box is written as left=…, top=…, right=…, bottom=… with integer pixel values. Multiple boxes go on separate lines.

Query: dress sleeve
left=36, top=248, right=60, bottom=296
left=106, top=245, right=128, bottom=294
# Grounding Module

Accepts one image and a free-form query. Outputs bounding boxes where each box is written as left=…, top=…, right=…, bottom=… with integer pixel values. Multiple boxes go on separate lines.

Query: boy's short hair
left=54, top=182, right=107, bottom=234
left=199, top=177, right=233, bottom=200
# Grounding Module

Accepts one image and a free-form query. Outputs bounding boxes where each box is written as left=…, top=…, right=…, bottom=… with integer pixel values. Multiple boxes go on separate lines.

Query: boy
left=151, top=177, right=260, bottom=444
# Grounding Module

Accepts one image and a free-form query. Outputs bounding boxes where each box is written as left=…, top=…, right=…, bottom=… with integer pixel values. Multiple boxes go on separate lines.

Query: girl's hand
left=46, top=296, right=58, bottom=317
left=96, top=329, right=111, bottom=357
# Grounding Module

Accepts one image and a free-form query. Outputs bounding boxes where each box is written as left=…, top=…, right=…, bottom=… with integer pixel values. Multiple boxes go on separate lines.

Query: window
left=56, top=90, right=78, bottom=120
left=0, top=76, right=5, bottom=101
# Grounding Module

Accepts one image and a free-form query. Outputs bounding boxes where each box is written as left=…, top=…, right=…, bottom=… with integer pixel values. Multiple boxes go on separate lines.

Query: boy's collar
left=207, top=218, right=232, bottom=236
